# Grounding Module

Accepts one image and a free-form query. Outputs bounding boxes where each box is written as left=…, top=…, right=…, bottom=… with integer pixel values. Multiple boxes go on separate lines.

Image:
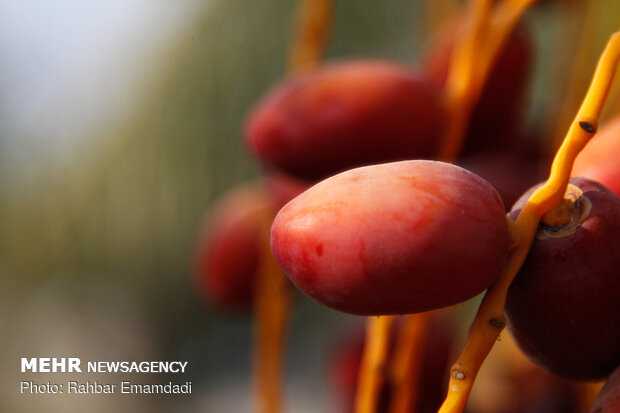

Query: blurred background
left=1, top=1, right=619, bottom=412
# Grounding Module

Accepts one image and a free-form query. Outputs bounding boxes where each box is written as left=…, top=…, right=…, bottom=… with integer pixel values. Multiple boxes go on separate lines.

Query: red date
left=245, top=60, right=444, bottom=181
left=506, top=178, right=620, bottom=380
left=271, top=160, right=509, bottom=315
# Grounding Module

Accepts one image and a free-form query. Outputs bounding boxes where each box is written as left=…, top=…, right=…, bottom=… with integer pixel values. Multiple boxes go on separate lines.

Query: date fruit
left=245, top=60, right=444, bottom=181
left=506, top=178, right=620, bottom=380
left=193, top=184, right=271, bottom=311
left=424, top=20, right=532, bottom=154
left=194, top=176, right=305, bottom=311
left=271, top=160, right=509, bottom=315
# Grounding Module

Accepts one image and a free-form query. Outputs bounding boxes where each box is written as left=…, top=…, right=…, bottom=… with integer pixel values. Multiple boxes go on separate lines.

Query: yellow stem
left=426, top=0, right=460, bottom=38
left=254, top=212, right=293, bottom=413
left=385, top=3, right=490, bottom=407
left=547, top=0, right=595, bottom=154
left=254, top=2, right=334, bottom=411
left=485, top=0, right=538, bottom=64
left=577, top=381, right=605, bottom=413
left=287, top=0, right=333, bottom=73
left=439, top=30, right=620, bottom=413
left=439, top=0, right=537, bottom=162
left=354, top=316, right=397, bottom=413
left=440, top=0, right=492, bottom=162
left=387, top=313, right=431, bottom=413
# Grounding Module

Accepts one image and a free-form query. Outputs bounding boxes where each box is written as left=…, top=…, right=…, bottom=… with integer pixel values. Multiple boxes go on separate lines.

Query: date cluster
left=192, top=12, right=620, bottom=413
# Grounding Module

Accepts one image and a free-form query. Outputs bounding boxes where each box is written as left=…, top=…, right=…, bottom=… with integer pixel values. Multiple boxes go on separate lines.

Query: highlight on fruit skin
left=505, top=177, right=620, bottom=380
left=244, top=60, right=445, bottom=181
left=270, top=160, right=510, bottom=316
left=590, top=363, right=620, bottom=413
left=572, top=114, right=620, bottom=197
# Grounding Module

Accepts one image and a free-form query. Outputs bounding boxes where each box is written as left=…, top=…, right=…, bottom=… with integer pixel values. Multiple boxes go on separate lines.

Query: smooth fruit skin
left=590, top=364, right=620, bottom=413
left=424, top=20, right=532, bottom=155
left=271, top=160, right=509, bottom=316
left=573, top=115, right=620, bottom=197
left=193, top=184, right=270, bottom=312
left=506, top=178, right=620, bottom=380
left=245, top=60, right=444, bottom=181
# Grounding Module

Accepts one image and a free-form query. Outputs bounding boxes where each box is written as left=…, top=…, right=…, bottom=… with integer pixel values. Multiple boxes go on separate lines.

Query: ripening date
left=424, top=19, right=532, bottom=154
left=245, top=60, right=444, bottom=181
left=506, top=178, right=620, bottom=380
left=193, top=184, right=270, bottom=311
left=271, top=160, right=509, bottom=316
left=193, top=176, right=306, bottom=312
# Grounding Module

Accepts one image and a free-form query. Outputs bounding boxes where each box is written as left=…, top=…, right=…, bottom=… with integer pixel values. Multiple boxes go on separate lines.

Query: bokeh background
left=1, top=1, right=619, bottom=412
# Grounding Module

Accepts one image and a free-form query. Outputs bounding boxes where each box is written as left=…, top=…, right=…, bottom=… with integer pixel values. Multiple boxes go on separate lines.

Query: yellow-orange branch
left=382, top=3, right=489, bottom=409
left=380, top=3, right=540, bottom=412
left=439, top=0, right=536, bottom=163
left=382, top=2, right=485, bottom=405
left=440, top=0, right=492, bottom=163
left=439, top=30, right=620, bottom=413
left=288, top=0, right=333, bottom=73
left=426, top=0, right=460, bottom=38
left=254, top=211, right=294, bottom=413
left=388, top=313, right=431, bottom=413
left=547, top=0, right=596, bottom=153
left=578, top=381, right=605, bottom=413
left=254, top=2, right=334, bottom=412
left=355, top=316, right=397, bottom=413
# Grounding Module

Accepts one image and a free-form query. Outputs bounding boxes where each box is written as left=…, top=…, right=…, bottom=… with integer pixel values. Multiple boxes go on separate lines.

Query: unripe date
left=271, top=160, right=509, bottom=315
left=506, top=178, right=620, bottom=380
left=245, top=61, right=444, bottom=181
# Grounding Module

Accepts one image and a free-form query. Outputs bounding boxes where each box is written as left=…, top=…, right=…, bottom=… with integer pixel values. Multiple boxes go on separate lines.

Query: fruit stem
left=253, top=2, right=334, bottom=411
left=386, top=1, right=491, bottom=403
left=547, top=0, right=597, bottom=155
left=540, top=197, right=574, bottom=228
left=425, top=0, right=459, bottom=38
left=387, top=313, right=431, bottom=413
left=577, top=381, right=605, bottom=413
left=439, top=0, right=536, bottom=163
left=354, top=316, right=397, bottom=413
left=254, top=211, right=293, bottom=413
left=438, top=30, right=620, bottom=413
left=506, top=217, right=521, bottom=251
left=440, top=0, right=491, bottom=162
left=287, top=0, right=333, bottom=73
